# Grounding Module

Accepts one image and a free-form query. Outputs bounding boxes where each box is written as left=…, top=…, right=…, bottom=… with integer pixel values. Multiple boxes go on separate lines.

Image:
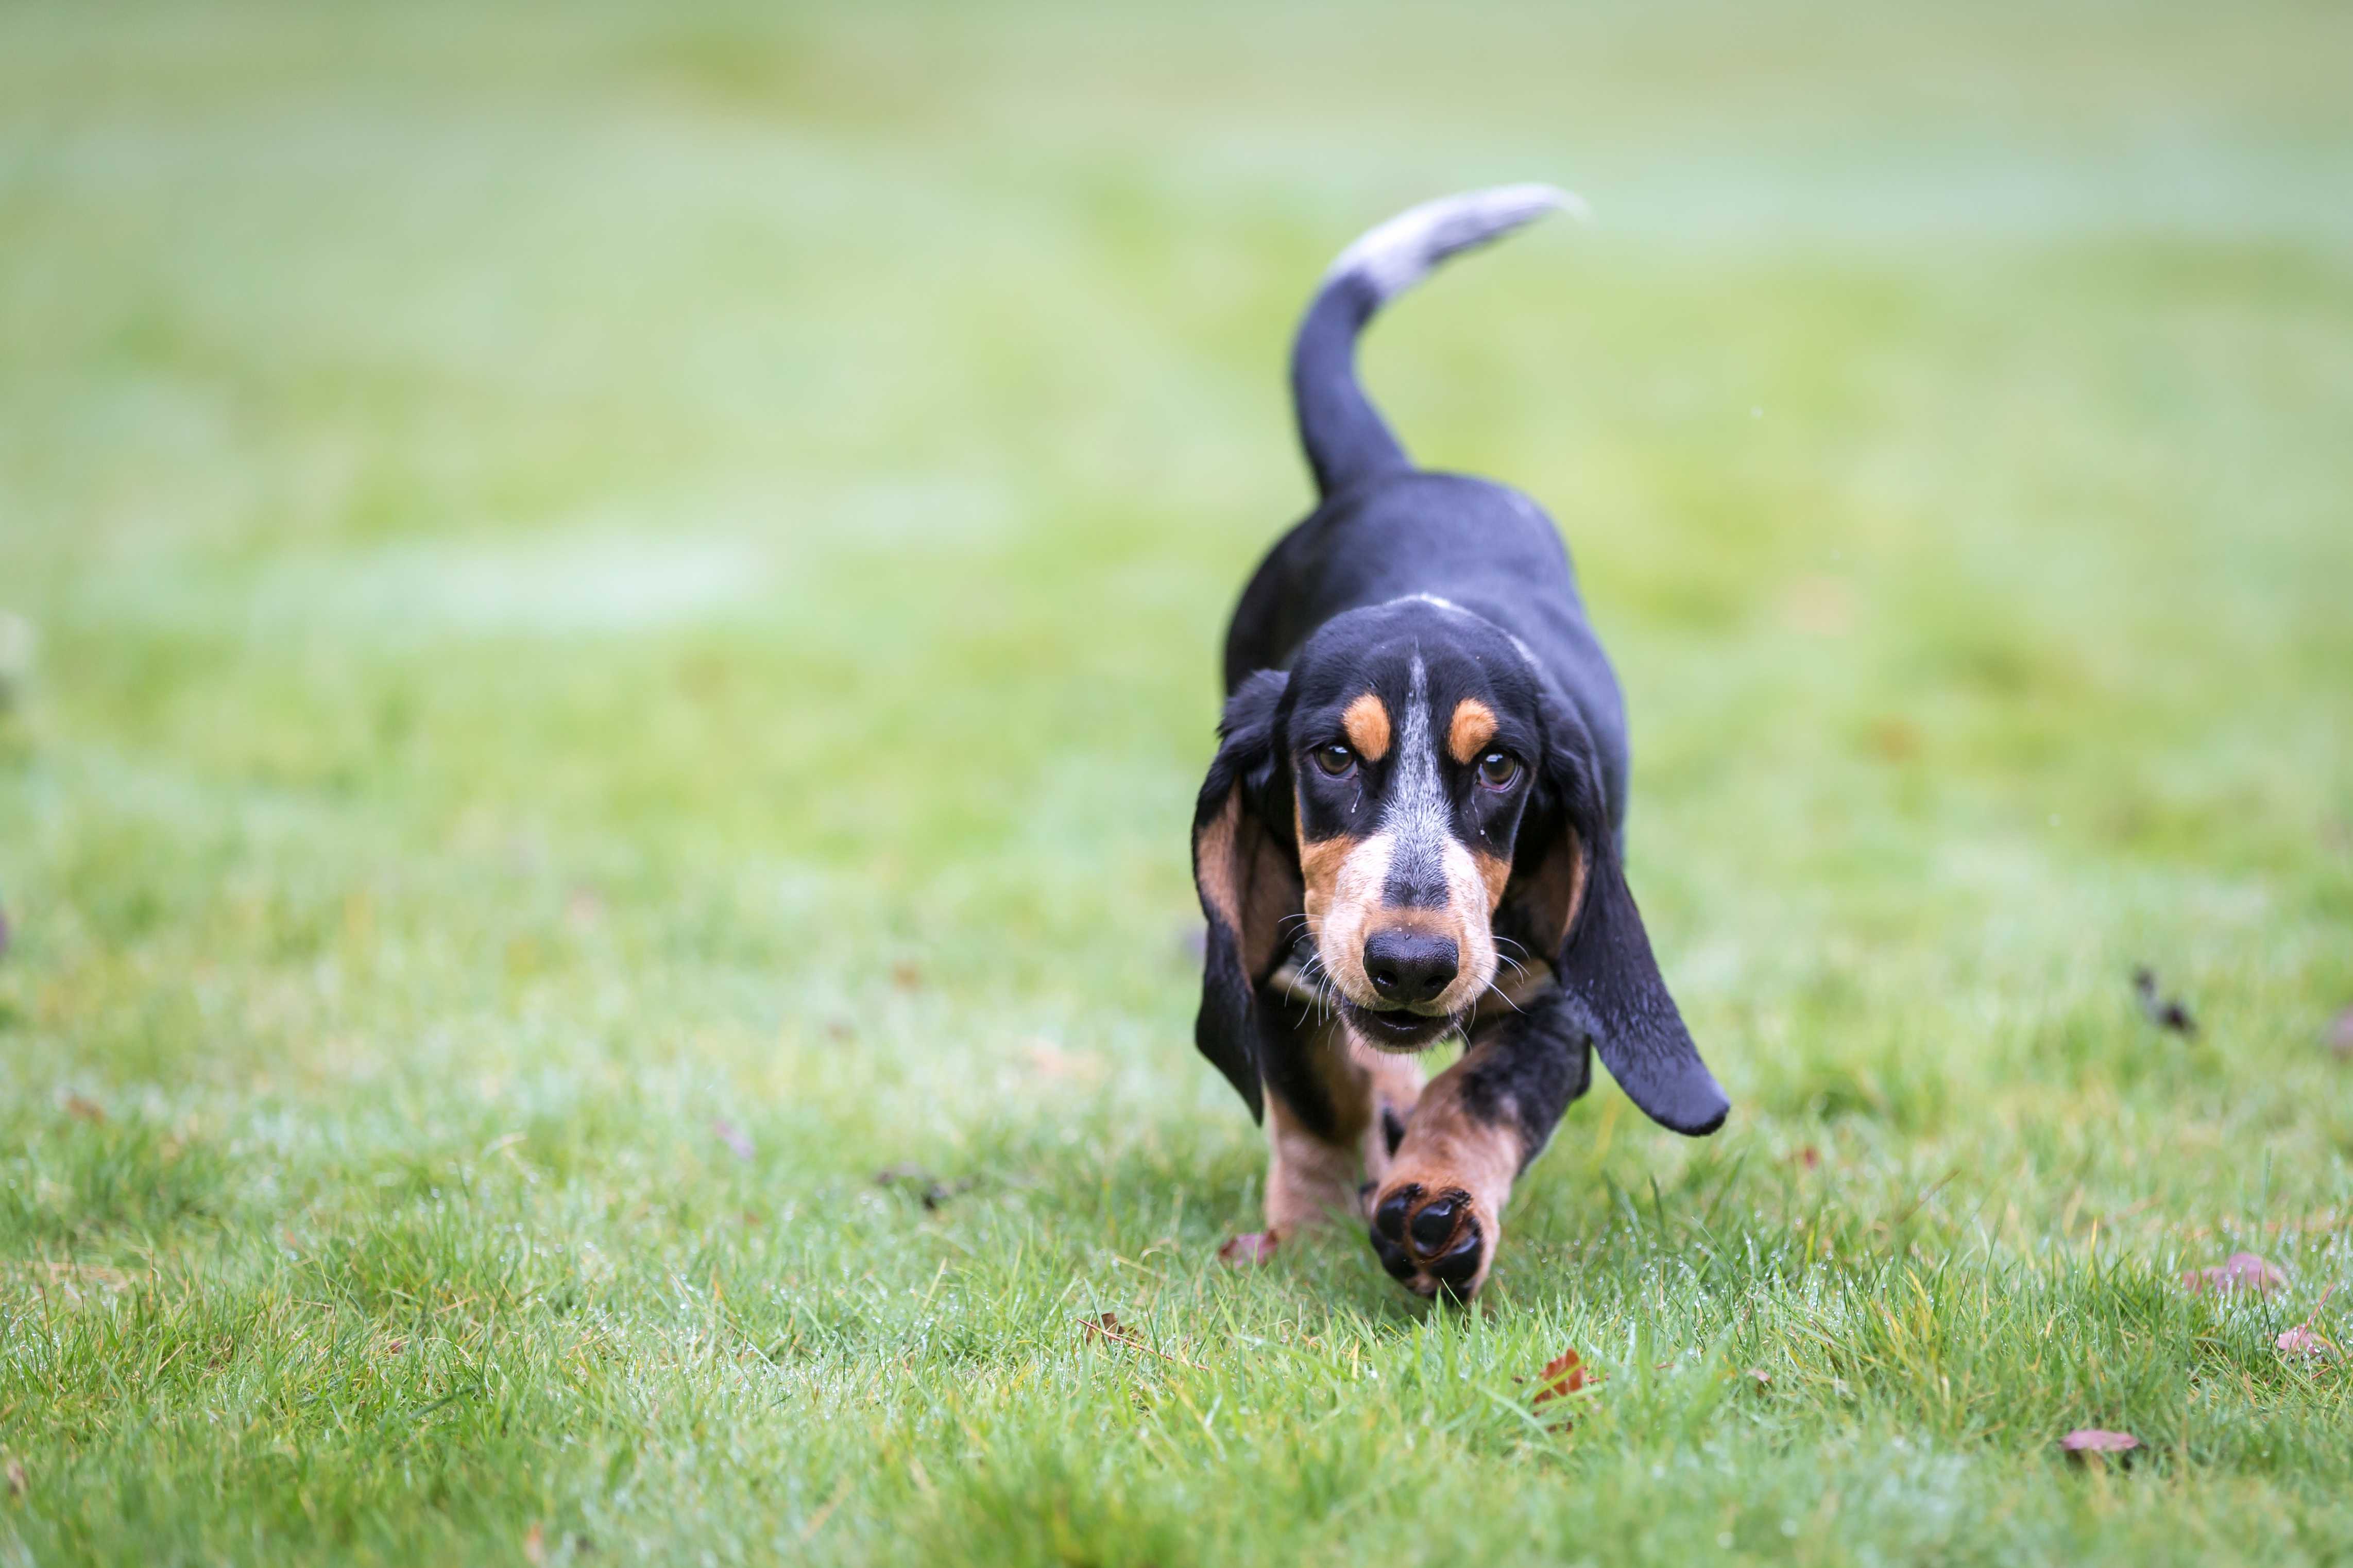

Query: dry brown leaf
left=523, top=1521, right=545, bottom=1564
left=1531, top=1349, right=1599, bottom=1406
left=62, top=1095, right=106, bottom=1124
left=2181, top=1252, right=2284, bottom=1296
left=1217, top=1232, right=1277, bottom=1267
left=890, top=960, right=924, bottom=992
left=4, top=1455, right=24, bottom=1498
left=2061, top=1428, right=2140, bottom=1457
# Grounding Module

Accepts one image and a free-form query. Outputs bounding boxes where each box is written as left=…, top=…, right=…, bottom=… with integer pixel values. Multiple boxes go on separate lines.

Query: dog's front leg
left=1260, top=1016, right=1425, bottom=1239
left=1365, top=990, right=1590, bottom=1299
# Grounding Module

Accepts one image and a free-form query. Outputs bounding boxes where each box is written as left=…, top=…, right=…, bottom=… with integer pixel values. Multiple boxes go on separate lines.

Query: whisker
left=1295, top=952, right=1340, bottom=1022
left=1483, top=979, right=1527, bottom=1016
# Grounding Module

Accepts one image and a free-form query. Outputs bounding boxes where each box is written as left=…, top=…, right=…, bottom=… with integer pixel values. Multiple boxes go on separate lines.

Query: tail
left=1289, top=183, right=1584, bottom=497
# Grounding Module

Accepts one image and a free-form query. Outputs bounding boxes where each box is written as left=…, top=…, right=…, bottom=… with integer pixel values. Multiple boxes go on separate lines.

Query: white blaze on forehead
left=1382, top=657, right=1453, bottom=903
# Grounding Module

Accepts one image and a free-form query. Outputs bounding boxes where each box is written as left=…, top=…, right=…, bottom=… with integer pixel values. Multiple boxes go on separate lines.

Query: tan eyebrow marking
left=1447, top=699, right=1497, bottom=764
left=1342, top=693, right=1391, bottom=762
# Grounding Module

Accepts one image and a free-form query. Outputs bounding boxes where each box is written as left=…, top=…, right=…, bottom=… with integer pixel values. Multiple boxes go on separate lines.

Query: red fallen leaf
left=2181, top=1252, right=2284, bottom=1296
left=1218, top=1232, right=1277, bottom=1266
left=1789, top=1146, right=1820, bottom=1170
left=712, top=1118, right=754, bottom=1160
left=523, top=1522, right=546, bottom=1565
left=2061, top=1428, right=2140, bottom=1456
left=2277, top=1326, right=2337, bottom=1359
left=1531, top=1349, right=1599, bottom=1406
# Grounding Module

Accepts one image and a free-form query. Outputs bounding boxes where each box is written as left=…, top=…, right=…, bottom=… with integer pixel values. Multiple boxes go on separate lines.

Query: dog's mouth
left=1341, top=998, right=1460, bottom=1052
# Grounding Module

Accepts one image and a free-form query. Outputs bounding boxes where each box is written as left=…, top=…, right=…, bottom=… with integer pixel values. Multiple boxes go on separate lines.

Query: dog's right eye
left=1312, top=744, right=1355, bottom=777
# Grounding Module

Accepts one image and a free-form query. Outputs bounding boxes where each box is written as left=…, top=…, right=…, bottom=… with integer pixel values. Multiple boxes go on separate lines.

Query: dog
left=1191, top=185, right=1728, bottom=1300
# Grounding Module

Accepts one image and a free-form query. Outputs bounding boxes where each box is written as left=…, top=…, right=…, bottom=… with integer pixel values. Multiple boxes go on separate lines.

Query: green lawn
left=4, top=1, right=2351, bottom=1562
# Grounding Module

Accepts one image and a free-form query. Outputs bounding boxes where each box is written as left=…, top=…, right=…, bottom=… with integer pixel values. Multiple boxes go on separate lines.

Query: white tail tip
left=1325, top=183, right=1587, bottom=302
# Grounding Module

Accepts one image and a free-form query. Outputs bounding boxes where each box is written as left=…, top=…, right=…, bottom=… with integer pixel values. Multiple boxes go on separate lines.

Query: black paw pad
left=1425, top=1223, right=1484, bottom=1293
left=1365, top=1183, right=1487, bottom=1299
left=1368, top=1224, right=1418, bottom=1282
left=1372, top=1183, right=1422, bottom=1244
left=1407, top=1192, right=1461, bottom=1252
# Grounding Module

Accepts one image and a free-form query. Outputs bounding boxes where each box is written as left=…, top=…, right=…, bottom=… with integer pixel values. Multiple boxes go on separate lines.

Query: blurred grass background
left=2, top=1, right=2350, bottom=1563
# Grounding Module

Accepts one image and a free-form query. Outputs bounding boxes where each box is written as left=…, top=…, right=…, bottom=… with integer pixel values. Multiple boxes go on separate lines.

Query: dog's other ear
left=1525, top=697, right=1729, bottom=1136
left=1191, top=669, right=1296, bottom=1122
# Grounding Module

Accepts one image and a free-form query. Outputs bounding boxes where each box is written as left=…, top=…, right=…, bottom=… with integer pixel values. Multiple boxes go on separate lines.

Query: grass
left=3, top=0, right=2351, bottom=1561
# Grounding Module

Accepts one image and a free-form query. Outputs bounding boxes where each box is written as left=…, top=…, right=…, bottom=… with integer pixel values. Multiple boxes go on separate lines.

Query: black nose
left=1362, top=930, right=1459, bottom=1006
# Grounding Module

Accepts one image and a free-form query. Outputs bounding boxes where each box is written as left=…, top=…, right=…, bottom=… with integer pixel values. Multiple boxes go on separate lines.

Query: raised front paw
left=1367, top=1180, right=1494, bottom=1300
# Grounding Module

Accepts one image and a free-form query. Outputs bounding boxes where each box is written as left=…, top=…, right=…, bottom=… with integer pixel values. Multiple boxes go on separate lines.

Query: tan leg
left=1263, top=1023, right=1425, bottom=1239
left=1355, top=1040, right=1426, bottom=1190
left=1365, top=1037, right=1524, bottom=1299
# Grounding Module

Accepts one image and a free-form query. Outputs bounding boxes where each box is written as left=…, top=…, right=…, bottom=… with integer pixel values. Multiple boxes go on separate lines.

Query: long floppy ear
left=1190, top=670, right=1297, bottom=1122
left=1520, top=697, right=1729, bottom=1136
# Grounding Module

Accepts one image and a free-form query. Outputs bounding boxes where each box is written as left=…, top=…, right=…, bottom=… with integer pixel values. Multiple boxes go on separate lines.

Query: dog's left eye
left=1476, top=751, right=1521, bottom=789
left=1312, top=744, right=1355, bottom=777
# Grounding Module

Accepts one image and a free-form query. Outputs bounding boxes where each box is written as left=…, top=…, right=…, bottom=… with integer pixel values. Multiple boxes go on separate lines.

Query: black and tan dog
left=1192, top=185, right=1728, bottom=1300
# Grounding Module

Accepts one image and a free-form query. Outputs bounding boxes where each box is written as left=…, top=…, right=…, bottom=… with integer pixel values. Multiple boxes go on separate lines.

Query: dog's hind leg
left=1365, top=989, right=1591, bottom=1299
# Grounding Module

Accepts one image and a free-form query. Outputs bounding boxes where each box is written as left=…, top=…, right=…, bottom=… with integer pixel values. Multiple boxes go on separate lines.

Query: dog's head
left=1192, top=596, right=1724, bottom=1134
